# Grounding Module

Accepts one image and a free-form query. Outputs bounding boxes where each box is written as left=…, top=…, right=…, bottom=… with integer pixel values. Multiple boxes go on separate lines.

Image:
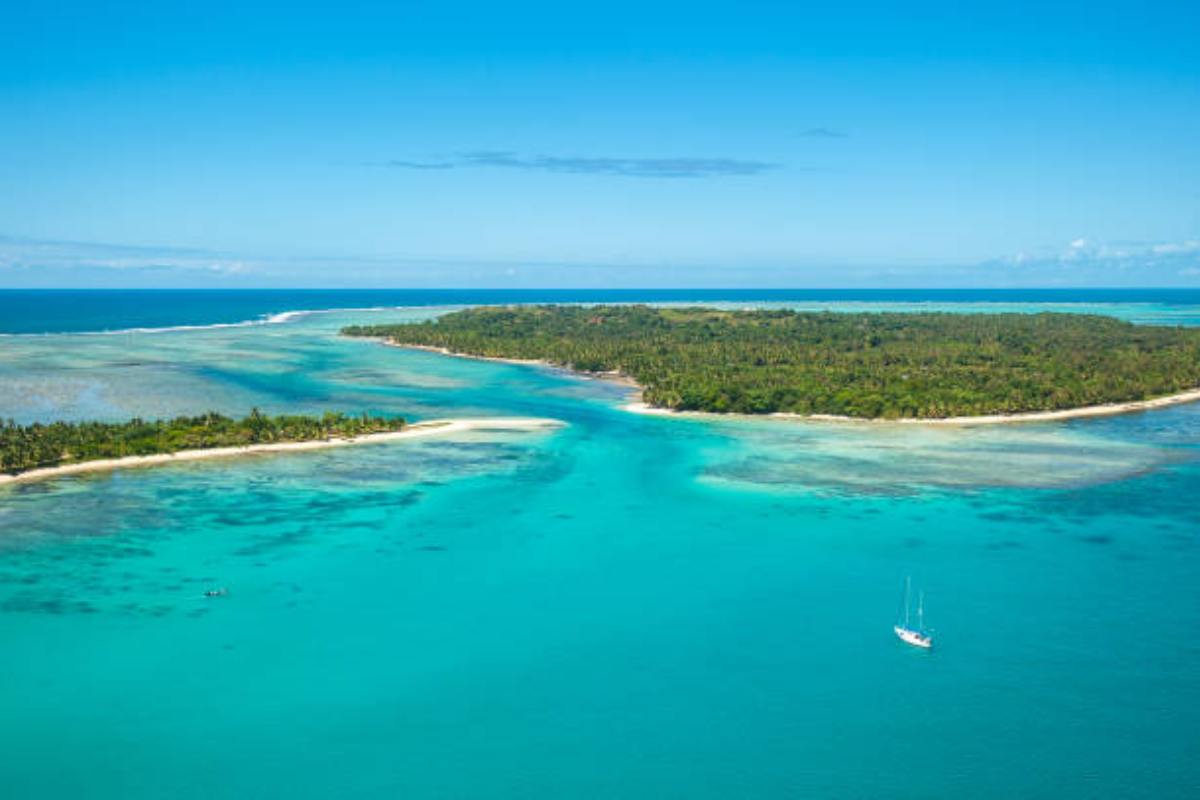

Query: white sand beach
left=375, top=341, right=641, bottom=388
left=0, top=417, right=563, bottom=486
left=622, top=387, right=1200, bottom=426
left=379, top=342, right=553, bottom=369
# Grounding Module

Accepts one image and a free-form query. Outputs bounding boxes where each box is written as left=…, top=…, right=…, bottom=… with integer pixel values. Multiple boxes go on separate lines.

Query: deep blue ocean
left=1, top=290, right=1199, bottom=798
left=5, top=288, right=1200, bottom=333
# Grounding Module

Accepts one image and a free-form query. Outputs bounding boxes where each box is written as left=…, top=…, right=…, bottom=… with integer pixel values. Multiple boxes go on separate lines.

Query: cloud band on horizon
left=4, top=233, right=1199, bottom=289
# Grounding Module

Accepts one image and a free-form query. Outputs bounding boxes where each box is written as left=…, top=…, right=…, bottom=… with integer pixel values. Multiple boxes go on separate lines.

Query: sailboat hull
left=894, top=625, right=933, bottom=649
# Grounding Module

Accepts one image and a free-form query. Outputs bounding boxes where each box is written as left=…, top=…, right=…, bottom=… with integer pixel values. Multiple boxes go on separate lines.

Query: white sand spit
left=0, top=417, right=563, bottom=486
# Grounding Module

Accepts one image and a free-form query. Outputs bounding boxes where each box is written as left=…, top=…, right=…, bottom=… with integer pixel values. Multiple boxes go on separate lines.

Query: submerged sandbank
left=0, top=417, right=563, bottom=486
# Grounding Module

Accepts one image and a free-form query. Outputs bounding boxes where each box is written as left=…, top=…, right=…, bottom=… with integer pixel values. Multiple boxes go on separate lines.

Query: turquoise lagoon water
left=1, top=301, right=1199, bottom=798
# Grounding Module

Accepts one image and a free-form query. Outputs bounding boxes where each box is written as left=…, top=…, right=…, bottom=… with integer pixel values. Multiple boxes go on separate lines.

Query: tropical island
left=344, top=305, right=1200, bottom=420
left=0, top=409, right=560, bottom=484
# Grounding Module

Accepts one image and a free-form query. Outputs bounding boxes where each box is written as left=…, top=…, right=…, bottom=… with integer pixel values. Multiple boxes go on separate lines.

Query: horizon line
left=2, top=286, right=1200, bottom=292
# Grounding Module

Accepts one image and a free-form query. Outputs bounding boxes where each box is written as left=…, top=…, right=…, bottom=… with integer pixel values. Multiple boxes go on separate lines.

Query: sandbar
left=0, top=417, right=562, bottom=486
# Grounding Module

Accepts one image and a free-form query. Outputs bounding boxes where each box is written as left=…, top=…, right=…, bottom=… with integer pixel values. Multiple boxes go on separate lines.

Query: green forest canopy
left=344, top=305, right=1200, bottom=419
left=1, top=410, right=406, bottom=476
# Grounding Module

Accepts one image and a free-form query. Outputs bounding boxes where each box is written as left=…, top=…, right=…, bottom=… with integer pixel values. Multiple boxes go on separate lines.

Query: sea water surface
left=1, top=292, right=1198, bottom=798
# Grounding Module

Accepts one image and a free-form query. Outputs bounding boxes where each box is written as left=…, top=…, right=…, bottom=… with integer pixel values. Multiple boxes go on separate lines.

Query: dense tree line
left=344, top=305, right=1200, bottom=418
left=1, top=410, right=406, bottom=476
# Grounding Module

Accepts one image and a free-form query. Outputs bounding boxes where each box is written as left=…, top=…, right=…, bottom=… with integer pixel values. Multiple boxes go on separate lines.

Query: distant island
left=344, top=306, right=1200, bottom=420
left=0, top=410, right=563, bottom=484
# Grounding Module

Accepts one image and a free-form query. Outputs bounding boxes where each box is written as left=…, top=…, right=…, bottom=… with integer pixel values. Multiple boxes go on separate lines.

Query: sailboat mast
left=917, top=591, right=925, bottom=632
left=903, top=577, right=911, bottom=628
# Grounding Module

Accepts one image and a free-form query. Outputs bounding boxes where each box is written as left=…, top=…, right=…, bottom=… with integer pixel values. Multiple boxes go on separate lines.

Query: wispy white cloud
left=1153, top=241, right=1200, bottom=256
left=0, top=235, right=253, bottom=285
left=798, top=127, right=850, bottom=139
left=977, top=237, right=1200, bottom=286
left=375, top=151, right=780, bottom=178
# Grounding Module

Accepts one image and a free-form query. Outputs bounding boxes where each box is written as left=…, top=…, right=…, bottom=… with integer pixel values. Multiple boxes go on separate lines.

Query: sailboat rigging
left=894, top=577, right=933, bottom=649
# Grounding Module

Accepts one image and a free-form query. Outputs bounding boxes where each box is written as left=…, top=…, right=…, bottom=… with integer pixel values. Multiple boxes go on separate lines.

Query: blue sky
left=2, top=1, right=1198, bottom=287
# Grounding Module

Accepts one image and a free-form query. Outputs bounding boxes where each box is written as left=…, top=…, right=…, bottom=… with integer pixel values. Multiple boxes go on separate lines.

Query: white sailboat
left=894, top=577, right=933, bottom=649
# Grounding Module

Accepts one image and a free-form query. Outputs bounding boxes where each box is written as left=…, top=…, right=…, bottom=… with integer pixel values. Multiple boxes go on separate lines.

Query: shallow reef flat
left=0, top=417, right=564, bottom=486
left=2, top=304, right=1200, bottom=800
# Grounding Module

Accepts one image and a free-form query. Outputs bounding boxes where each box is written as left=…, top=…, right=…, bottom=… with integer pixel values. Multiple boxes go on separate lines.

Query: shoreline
left=623, top=388, right=1200, bottom=426
left=0, top=417, right=562, bottom=486
left=367, top=339, right=1200, bottom=427
left=377, top=341, right=643, bottom=389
